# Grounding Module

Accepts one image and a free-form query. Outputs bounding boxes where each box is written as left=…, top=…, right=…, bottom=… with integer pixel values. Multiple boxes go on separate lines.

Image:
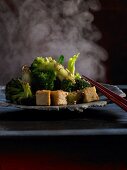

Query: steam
left=0, top=0, right=107, bottom=85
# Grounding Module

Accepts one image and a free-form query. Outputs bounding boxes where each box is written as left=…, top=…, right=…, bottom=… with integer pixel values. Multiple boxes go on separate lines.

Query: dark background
left=94, top=0, right=127, bottom=85
left=0, top=0, right=127, bottom=85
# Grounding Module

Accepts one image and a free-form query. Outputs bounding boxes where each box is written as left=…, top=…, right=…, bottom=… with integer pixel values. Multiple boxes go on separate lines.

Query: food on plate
left=5, top=53, right=99, bottom=106
left=36, top=90, right=51, bottom=106
left=67, top=91, right=81, bottom=105
left=51, top=90, right=68, bottom=106
left=5, top=78, right=34, bottom=105
left=82, top=86, right=99, bottom=103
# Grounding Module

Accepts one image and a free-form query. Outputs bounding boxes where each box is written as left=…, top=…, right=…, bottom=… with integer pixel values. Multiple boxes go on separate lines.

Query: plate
left=0, top=84, right=126, bottom=112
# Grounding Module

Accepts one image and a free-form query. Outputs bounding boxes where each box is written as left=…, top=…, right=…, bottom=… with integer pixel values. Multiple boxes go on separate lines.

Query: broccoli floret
left=74, top=78, right=91, bottom=91
left=31, top=70, right=56, bottom=92
left=5, top=78, right=34, bottom=105
left=54, top=78, right=61, bottom=90
left=60, top=78, right=91, bottom=92
left=30, top=56, right=75, bottom=83
left=61, top=79, right=75, bottom=92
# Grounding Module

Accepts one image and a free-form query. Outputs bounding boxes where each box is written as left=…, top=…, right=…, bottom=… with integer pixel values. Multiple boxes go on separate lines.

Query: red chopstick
left=82, top=75, right=127, bottom=112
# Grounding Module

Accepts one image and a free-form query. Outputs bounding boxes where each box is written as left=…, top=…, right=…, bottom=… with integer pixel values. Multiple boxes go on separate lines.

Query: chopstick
left=82, top=75, right=127, bottom=112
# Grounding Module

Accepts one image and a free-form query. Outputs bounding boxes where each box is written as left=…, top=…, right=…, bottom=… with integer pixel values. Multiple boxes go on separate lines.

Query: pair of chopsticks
left=82, top=75, right=127, bottom=112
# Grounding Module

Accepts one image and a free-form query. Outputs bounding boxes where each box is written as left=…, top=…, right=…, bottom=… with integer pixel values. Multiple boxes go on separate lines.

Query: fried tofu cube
left=36, top=90, right=51, bottom=106
left=51, top=90, right=68, bottom=105
left=82, top=86, right=99, bottom=103
left=67, top=91, right=82, bottom=104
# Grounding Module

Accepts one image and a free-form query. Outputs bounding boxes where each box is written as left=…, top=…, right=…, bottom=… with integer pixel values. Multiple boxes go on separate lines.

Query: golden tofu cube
left=82, top=86, right=99, bottom=103
left=67, top=91, right=82, bottom=105
left=36, top=90, right=51, bottom=106
left=51, top=90, right=68, bottom=105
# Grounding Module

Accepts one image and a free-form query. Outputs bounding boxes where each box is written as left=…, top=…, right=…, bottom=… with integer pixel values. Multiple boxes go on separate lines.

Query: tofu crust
left=67, top=91, right=82, bottom=104
left=51, top=90, right=68, bottom=105
left=82, top=86, right=99, bottom=103
left=36, top=90, right=51, bottom=106
left=35, top=86, right=99, bottom=106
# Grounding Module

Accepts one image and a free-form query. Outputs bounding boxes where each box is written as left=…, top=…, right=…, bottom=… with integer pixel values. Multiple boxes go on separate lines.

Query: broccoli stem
left=22, top=81, right=32, bottom=98
left=31, top=57, right=75, bottom=83
left=22, top=65, right=31, bottom=84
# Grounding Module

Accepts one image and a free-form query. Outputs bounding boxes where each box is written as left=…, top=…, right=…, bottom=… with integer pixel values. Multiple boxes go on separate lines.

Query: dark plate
left=0, top=85, right=126, bottom=138
left=0, top=84, right=126, bottom=112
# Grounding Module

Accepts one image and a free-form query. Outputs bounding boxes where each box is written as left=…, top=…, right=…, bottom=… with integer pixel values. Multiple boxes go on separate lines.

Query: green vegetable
left=67, top=53, right=80, bottom=75
left=75, top=72, right=81, bottom=79
left=30, top=56, right=75, bottom=82
left=53, top=78, right=61, bottom=90
left=31, top=70, right=56, bottom=92
left=61, top=78, right=91, bottom=92
left=5, top=54, right=92, bottom=105
left=74, top=78, right=91, bottom=91
left=61, top=79, right=75, bottom=92
left=57, top=55, right=64, bottom=64
left=5, top=78, right=34, bottom=105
